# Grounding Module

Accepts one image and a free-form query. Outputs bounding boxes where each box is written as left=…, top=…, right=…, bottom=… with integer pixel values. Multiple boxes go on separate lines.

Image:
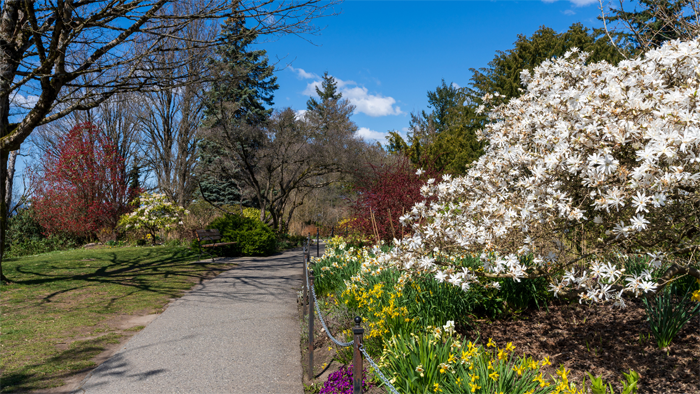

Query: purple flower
left=319, top=364, right=372, bottom=394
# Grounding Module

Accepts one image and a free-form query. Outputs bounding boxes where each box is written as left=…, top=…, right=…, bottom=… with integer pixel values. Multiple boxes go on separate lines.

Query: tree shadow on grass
left=9, top=249, right=233, bottom=304
left=0, top=334, right=123, bottom=393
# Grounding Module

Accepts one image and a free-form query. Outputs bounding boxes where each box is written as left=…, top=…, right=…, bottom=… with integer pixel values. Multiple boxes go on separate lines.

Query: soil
left=469, top=299, right=700, bottom=394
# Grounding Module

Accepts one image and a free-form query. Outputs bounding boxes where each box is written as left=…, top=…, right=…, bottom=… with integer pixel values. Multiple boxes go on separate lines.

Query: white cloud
left=295, top=109, right=307, bottom=120
left=343, top=86, right=403, bottom=117
left=301, top=73, right=402, bottom=117
left=303, top=80, right=322, bottom=96
left=10, top=93, right=39, bottom=109
left=569, top=0, right=597, bottom=5
left=452, top=82, right=461, bottom=89
left=289, top=66, right=317, bottom=79
left=563, top=9, right=576, bottom=15
left=357, top=127, right=388, bottom=142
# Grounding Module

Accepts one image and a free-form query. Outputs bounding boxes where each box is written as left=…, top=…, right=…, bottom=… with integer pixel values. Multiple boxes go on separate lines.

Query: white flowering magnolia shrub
left=118, top=192, right=188, bottom=244
left=370, top=39, right=700, bottom=306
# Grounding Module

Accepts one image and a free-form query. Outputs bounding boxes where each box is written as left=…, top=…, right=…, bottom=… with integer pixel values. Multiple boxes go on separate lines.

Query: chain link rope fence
left=303, top=242, right=400, bottom=394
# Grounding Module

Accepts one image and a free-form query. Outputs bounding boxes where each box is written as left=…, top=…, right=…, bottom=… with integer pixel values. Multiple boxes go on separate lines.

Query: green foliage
left=468, top=23, right=626, bottom=104
left=643, top=283, right=700, bottom=349
left=206, top=214, right=277, bottom=256
left=118, top=192, right=187, bottom=244
left=388, top=23, right=625, bottom=175
left=306, top=71, right=342, bottom=111
left=6, top=207, right=80, bottom=257
left=304, top=71, right=357, bottom=135
left=586, top=370, right=639, bottom=394
left=380, top=327, right=564, bottom=394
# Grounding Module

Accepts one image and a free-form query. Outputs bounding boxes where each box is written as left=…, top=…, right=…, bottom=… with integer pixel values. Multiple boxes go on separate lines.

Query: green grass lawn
left=0, top=246, right=234, bottom=393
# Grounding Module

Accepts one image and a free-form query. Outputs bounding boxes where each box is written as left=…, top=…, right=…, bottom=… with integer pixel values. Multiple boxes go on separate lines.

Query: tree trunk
left=0, top=149, right=9, bottom=283
left=5, top=148, right=17, bottom=212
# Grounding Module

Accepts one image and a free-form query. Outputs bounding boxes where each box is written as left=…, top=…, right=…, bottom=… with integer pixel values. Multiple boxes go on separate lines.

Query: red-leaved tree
left=32, top=122, right=137, bottom=238
left=349, top=156, right=441, bottom=242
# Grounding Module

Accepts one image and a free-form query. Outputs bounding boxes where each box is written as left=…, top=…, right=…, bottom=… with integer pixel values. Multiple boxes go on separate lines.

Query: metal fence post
left=303, top=244, right=308, bottom=317
left=308, top=261, right=315, bottom=380
left=316, top=228, right=320, bottom=257
left=353, top=316, right=364, bottom=394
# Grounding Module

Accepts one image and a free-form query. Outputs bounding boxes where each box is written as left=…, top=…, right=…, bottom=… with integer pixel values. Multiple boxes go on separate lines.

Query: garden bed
left=305, top=240, right=700, bottom=394
left=470, top=300, right=699, bottom=394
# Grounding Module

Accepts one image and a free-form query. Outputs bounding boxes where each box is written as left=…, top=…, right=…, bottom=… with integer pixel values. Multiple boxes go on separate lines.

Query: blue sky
left=259, top=0, right=607, bottom=143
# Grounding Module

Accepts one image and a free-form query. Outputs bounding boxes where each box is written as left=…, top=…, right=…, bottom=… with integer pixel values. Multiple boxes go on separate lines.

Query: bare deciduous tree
left=0, top=0, right=338, bottom=282
left=137, top=8, right=217, bottom=207
left=201, top=106, right=369, bottom=233
left=599, top=0, right=700, bottom=53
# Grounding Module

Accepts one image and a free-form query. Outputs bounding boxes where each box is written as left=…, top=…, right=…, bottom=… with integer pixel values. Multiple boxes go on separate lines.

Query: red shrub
left=349, top=156, right=441, bottom=242
left=32, top=122, right=137, bottom=238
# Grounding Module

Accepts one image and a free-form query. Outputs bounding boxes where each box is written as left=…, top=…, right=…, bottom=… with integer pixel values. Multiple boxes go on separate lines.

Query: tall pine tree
left=305, top=72, right=356, bottom=136
left=199, top=13, right=279, bottom=207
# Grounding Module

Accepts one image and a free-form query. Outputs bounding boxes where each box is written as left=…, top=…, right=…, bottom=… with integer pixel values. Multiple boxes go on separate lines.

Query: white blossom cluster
left=373, top=39, right=700, bottom=306
left=118, top=192, right=188, bottom=231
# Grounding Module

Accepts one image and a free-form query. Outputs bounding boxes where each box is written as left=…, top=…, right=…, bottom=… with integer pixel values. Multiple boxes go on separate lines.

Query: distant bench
left=193, top=229, right=236, bottom=261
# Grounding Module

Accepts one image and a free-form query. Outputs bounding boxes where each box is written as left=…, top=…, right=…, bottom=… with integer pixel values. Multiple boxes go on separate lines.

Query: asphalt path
left=74, top=247, right=312, bottom=394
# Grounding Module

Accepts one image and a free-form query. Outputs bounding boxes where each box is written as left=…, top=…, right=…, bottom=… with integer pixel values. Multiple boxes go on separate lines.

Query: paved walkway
left=74, top=248, right=311, bottom=394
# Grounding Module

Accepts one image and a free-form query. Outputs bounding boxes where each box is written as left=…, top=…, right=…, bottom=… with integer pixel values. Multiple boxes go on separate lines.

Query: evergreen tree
left=199, top=13, right=279, bottom=207
left=417, top=79, right=460, bottom=135
left=388, top=23, right=625, bottom=175
left=304, top=72, right=357, bottom=135
left=306, top=72, right=342, bottom=112
left=468, top=23, right=626, bottom=104
left=206, top=14, right=279, bottom=124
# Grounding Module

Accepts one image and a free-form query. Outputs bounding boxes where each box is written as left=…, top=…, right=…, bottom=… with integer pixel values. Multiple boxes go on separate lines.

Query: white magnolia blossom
left=361, top=39, right=700, bottom=306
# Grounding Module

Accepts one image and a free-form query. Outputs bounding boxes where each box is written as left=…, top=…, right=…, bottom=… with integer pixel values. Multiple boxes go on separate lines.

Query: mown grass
left=0, top=246, right=234, bottom=393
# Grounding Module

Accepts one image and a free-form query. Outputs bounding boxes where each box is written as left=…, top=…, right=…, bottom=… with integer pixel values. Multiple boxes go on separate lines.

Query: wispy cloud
left=563, top=9, right=576, bottom=14
left=568, top=0, right=597, bottom=5
left=289, top=66, right=317, bottom=80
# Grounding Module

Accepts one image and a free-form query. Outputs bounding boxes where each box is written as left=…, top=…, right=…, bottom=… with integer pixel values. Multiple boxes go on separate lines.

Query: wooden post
left=308, top=256, right=315, bottom=380
left=353, top=316, right=364, bottom=394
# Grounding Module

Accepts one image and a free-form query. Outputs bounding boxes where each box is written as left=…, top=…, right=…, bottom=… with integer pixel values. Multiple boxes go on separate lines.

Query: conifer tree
left=199, top=13, right=279, bottom=207
left=304, top=72, right=356, bottom=135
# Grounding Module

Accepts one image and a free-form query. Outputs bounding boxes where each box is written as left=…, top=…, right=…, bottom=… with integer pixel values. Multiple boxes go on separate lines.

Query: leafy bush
left=118, top=192, right=187, bottom=245
left=6, top=235, right=80, bottom=258
left=6, top=207, right=81, bottom=257
left=349, top=156, right=441, bottom=242
left=205, top=214, right=277, bottom=256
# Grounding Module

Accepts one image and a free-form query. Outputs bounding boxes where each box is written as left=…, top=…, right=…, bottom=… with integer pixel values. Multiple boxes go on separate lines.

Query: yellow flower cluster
left=341, top=282, right=410, bottom=338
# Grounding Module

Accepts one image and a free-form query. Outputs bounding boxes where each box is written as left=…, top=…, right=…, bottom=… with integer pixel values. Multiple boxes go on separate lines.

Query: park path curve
left=74, top=247, right=309, bottom=394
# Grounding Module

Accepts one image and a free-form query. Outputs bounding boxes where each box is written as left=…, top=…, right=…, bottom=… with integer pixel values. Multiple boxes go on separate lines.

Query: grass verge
left=0, top=246, right=234, bottom=393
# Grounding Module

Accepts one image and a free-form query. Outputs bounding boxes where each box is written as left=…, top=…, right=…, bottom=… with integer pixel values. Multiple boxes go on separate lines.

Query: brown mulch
left=468, top=299, right=700, bottom=394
